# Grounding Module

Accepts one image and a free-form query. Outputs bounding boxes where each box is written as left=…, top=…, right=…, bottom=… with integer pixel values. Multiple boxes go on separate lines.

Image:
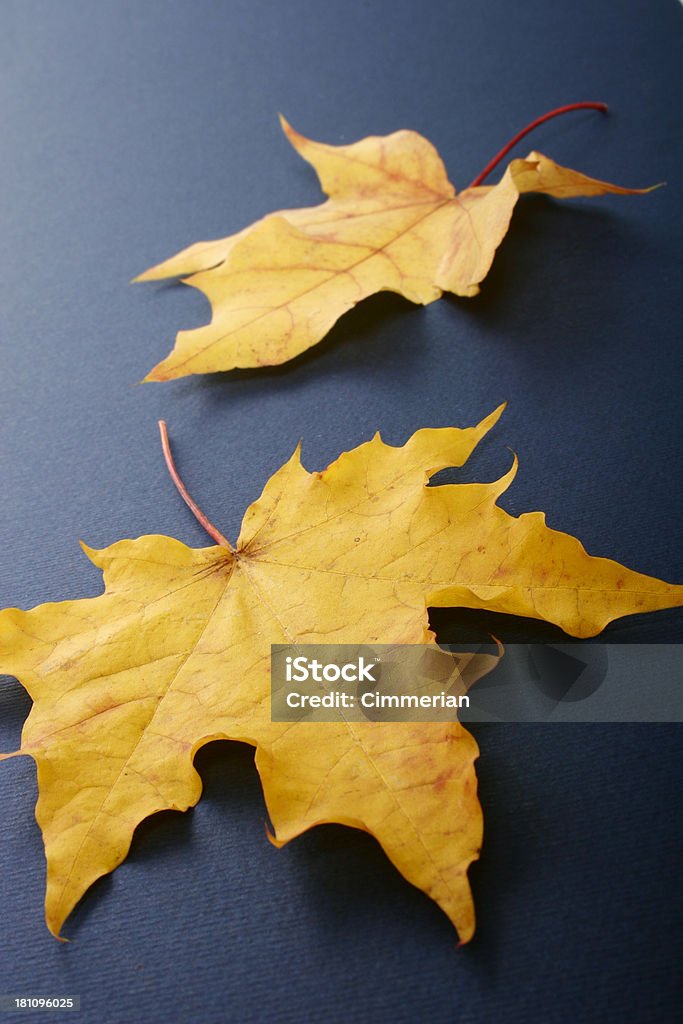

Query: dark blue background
left=1, top=1, right=681, bottom=1021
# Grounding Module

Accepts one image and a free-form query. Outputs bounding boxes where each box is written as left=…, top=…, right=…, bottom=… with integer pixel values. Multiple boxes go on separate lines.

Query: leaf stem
left=468, top=102, right=608, bottom=188
left=158, top=421, right=232, bottom=548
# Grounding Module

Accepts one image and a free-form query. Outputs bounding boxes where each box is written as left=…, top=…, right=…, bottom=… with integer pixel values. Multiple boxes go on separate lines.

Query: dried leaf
left=135, top=117, right=652, bottom=380
left=2, top=407, right=681, bottom=940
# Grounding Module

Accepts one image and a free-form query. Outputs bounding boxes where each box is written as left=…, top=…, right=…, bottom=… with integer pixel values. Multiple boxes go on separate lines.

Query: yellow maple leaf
left=135, top=107, right=653, bottom=380
left=1, top=406, right=681, bottom=941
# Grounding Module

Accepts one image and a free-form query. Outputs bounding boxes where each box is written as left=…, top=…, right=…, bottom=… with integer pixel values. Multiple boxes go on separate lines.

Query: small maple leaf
left=135, top=105, right=654, bottom=380
left=1, top=407, right=681, bottom=941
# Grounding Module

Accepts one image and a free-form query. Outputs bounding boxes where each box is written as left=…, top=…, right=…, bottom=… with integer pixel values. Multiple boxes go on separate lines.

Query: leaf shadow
left=275, top=821, right=457, bottom=944
left=457, top=721, right=533, bottom=964
left=228, top=291, right=421, bottom=377
left=0, top=676, right=32, bottom=750
left=430, top=607, right=576, bottom=646
left=158, top=289, right=428, bottom=409
left=443, top=196, right=648, bottom=362
left=430, top=602, right=683, bottom=646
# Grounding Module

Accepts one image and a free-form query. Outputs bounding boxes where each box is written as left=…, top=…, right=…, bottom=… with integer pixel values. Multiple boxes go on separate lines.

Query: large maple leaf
left=135, top=108, right=652, bottom=380
left=2, top=407, right=681, bottom=941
